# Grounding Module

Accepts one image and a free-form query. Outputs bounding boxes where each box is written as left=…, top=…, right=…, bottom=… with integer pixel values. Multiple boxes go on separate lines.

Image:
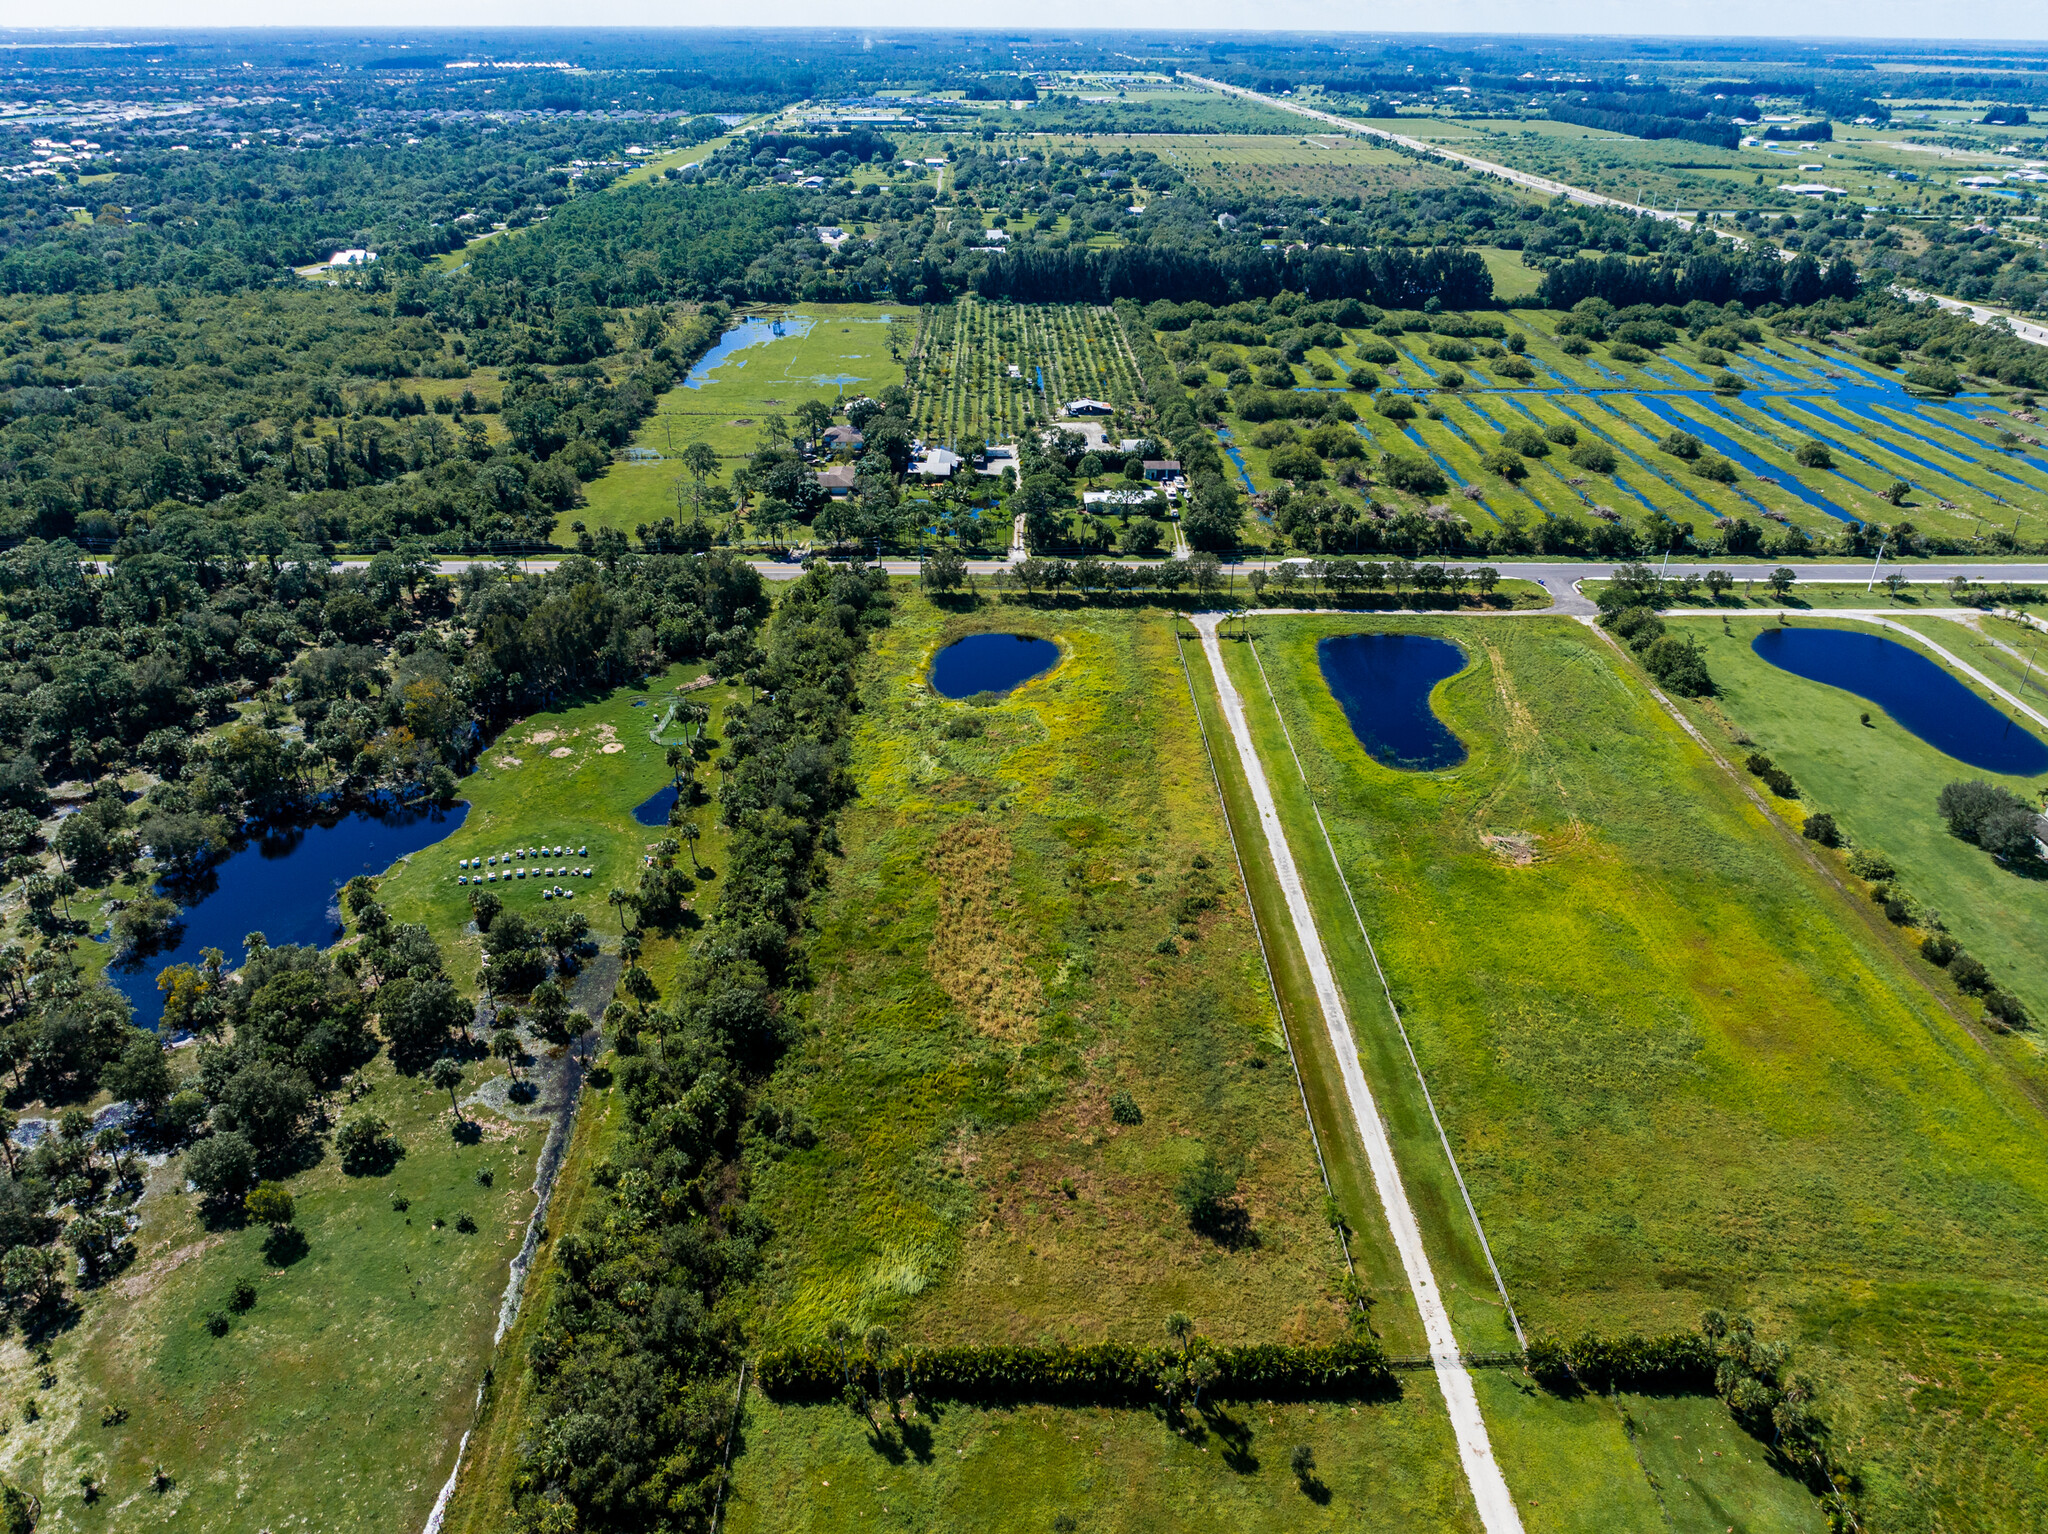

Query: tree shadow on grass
left=261, top=1225, right=309, bottom=1267
left=1204, top=1404, right=1259, bottom=1475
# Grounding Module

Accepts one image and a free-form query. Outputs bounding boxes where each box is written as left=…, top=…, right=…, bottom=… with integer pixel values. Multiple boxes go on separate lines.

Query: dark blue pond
left=1752, top=628, right=2048, bottom=776
left=110, top=799, right=469, bottom=1026
left=633, top=783, right=681, bottom=827
left=930, top=634, right=1060, bottom=699
left=1318, top=632, right=1469, bottom=771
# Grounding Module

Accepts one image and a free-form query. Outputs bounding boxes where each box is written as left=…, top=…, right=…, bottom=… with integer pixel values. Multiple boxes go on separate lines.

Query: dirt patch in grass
left=114, top=1233, right=226, bottom=1299
left=925, top=822, right=1042, bottom=1041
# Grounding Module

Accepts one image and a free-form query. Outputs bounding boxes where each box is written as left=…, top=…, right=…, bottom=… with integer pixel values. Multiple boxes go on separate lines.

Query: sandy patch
left=1480, top=830, right=1541, bottom=866
left=116, top=1233, right=227, bottom=1298
left=601, top=743, right=625, bottom=754
left=528, top=731, right=559, bottom=746
left=497, top=755, right=523, bottom=770
left=550, top=747, right=574, bottom=759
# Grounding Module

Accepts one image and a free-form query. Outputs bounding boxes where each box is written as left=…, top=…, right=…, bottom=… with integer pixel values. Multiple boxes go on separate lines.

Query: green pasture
left=1667, top=613, right=2048, bottom=1025
left=724, top=1385, right=1481, bottom=1534
left=1224, top=612, right=2048, bottom=1531
left=0, top=1037, right=548, bottom=1531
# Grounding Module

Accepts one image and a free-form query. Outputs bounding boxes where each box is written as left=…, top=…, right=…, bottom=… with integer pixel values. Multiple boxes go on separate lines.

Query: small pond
left=681, top=315, right=816, bottom=390
left=109, top=799, right=469, bottom=1026
left=1317, top=632, right=1469, bottom=771
left=1751, top=627, right=2048, bottom=775
left=633, top=783, right=682, bottom=827
left=930, top=634, right=1060, bottom=700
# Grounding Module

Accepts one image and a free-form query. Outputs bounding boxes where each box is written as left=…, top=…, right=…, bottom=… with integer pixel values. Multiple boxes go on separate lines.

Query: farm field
left=1038, top=131, right=1468, bottom=197
left=1175, top=304, right=2048, bottom=556
left=1218, top=612, right=2048, bottom=1532
left=911, top=297, right=1146, bottom=449
left=1666, top=612, right=2048, bottom=1028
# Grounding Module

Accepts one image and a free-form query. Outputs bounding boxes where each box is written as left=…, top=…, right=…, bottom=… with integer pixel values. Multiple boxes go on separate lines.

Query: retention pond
left=1317, top=632, right=1469, bottom=771
left=1752, top=626, right=2048, bottom=776
left=930, top=634, right=1060, bottom=700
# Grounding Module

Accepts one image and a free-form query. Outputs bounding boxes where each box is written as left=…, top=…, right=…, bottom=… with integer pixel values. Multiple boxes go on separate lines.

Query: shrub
left=1375, top=394, right=1416, bottom=420
left=1711, top=371, right=1746, bottom=394
left=940, top=713, right=985, bottom=741
left=1659, top=431, right=1703, bottom=460
left=1355, top=339, right=1398, bottom=365
left=1607, top=342, right=1649, bottom=363
left=1794, top=440, right=1834, bottom=469
left=230, top=1277, right=257, bottom=1311
left=1692, top=455, right=1740, bottom=484
left=1921, top=931, right=1958, bottom=966
left=1950, top=954, right=1993, bottom=994
left=1109, top=1090, right=1142, bottom=1126
left=334, top=1115, right=402, bottom=1176
left=1744, top=751, right=1775, bottom=776
left=1560, top=334, right=1591, bottom=355
left=1904, top=363, right=1961, bottom=396
left=1847, top=849, right=1895, bottom=882
left=1762, top=767, right=1799, bottom=799
left=1568, top=442, right=1617, bottom=474
left=205, top=1310, right=230, bottom=1337
left=1175, top=1149, right=1246, bottom=1243
left=1542, top=420, right=1579, bottom=447
left=1802, top=812, right=1840, bottom=847
left=1494, top=356, right=1535, bottom=380
left=455, top=1213, right=478, bottom=1233
left=244, top=1183, right=295, bottom=1229
left=1500, top=426, right=1549, bottom=458
left=1380, top=452, right=1447, bottom=497
left=1985, top=990, right=2030, bottom=1029
left=1642, top=635, right=1713, bottom=697
left=1481, top=448, right=1528, bottom=480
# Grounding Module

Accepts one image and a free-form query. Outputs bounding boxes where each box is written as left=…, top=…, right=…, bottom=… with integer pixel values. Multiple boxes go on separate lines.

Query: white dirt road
left=1189, top=612, right=1523, bottom=1534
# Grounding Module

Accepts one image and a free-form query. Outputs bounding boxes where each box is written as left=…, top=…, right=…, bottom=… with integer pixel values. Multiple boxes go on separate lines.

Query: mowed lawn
left=1230, top=614, right=2048, bottom=1533
left=578, top=303, right=907, bottom=539
left=1669, top=613, right=2048, bottom=1029
left=721, top=594, right=1489, bottom=1525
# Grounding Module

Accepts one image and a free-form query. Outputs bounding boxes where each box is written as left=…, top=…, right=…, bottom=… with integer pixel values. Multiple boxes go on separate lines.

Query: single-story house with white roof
left=1065, top=398, right=1114, bottom=416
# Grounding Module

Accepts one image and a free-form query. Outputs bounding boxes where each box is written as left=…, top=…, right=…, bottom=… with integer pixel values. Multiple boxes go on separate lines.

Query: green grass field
left=1221, top=612, right=2048, bottom=1532
left=0, top=1047, right=548, bottom=1530
left=1664, top=613, right=2048, bottom=1030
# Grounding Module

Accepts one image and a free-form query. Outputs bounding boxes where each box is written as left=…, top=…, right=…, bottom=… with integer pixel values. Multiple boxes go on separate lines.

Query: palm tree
left=680, top=820, right=703, bottom=875
left=492, top=1028, right=523, bottom=1082
left=620, top=933, right=643, bottom=969
left=430, top=1056, right=465, bottom=1121
left=664, top=743, right=687, bottom=786
left=607, top=887, right=631, bottom=935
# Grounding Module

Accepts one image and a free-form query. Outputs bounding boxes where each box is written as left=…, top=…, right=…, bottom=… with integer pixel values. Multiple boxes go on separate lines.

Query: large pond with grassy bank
left=1317, top=631, right=1469, bottom=771
left=1751, top=625, right=2048, bottom=773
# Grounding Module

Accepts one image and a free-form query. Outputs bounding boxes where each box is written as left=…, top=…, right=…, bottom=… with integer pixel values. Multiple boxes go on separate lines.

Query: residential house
left=816, top=464, right=858, bottom=497
left=822, top=424, right=864, bottom=453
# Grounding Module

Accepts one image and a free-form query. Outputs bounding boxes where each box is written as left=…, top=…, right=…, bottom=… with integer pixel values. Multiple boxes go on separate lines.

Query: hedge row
left=1524, top=1331, right=1717, bottom=1395
left=758, top=1335, right=1394, bottom=1406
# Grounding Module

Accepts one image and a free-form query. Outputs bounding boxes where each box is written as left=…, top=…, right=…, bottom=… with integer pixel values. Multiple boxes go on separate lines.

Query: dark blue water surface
left=930, top=634, right=1061, bottom=699
left=633, top=783, right=681, bottom=827
left=110, top=799, right=468, bottom=1026
left=1752, top=628, right=2048, bottom=775
left=1318, top=632, right=1469, bottom=770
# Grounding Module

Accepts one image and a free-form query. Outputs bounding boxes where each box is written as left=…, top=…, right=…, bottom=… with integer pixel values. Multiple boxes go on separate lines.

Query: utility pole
left=1865, top=531, right=1890, bottom=592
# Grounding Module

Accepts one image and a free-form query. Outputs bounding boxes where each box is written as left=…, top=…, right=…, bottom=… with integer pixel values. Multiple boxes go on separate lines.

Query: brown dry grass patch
left=925, top=821, right=1042, bottom=1041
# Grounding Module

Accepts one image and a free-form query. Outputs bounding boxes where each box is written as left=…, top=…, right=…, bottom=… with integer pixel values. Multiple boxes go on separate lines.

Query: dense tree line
left=1536, top=249, right=1862, bottom=313
left=978, top=244, right=1492, bottom=309
left=1545, top=96, right=1741, bottom=150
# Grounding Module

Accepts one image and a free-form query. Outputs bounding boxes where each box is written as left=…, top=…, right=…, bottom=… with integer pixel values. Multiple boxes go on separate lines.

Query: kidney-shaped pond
left=930, top=634, right=1060, bottom=700
left=109, top=798, right=468, bottom=1027
left=1752, top=626, right=2048, bottom=775
left=1318, top=632, right=1469, bottom=770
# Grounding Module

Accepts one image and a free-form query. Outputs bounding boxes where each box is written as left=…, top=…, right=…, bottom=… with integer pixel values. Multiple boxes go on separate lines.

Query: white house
left=1064, top=398, right=1114, bottom=416
left=327, top=248, right=377, bottom=267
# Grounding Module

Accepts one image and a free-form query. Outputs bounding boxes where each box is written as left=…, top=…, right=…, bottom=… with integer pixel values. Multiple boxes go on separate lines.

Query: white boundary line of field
left=1239, top=627, right=1527, bottom=1352
left=1189, top=611, right=1523, bottom=1534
